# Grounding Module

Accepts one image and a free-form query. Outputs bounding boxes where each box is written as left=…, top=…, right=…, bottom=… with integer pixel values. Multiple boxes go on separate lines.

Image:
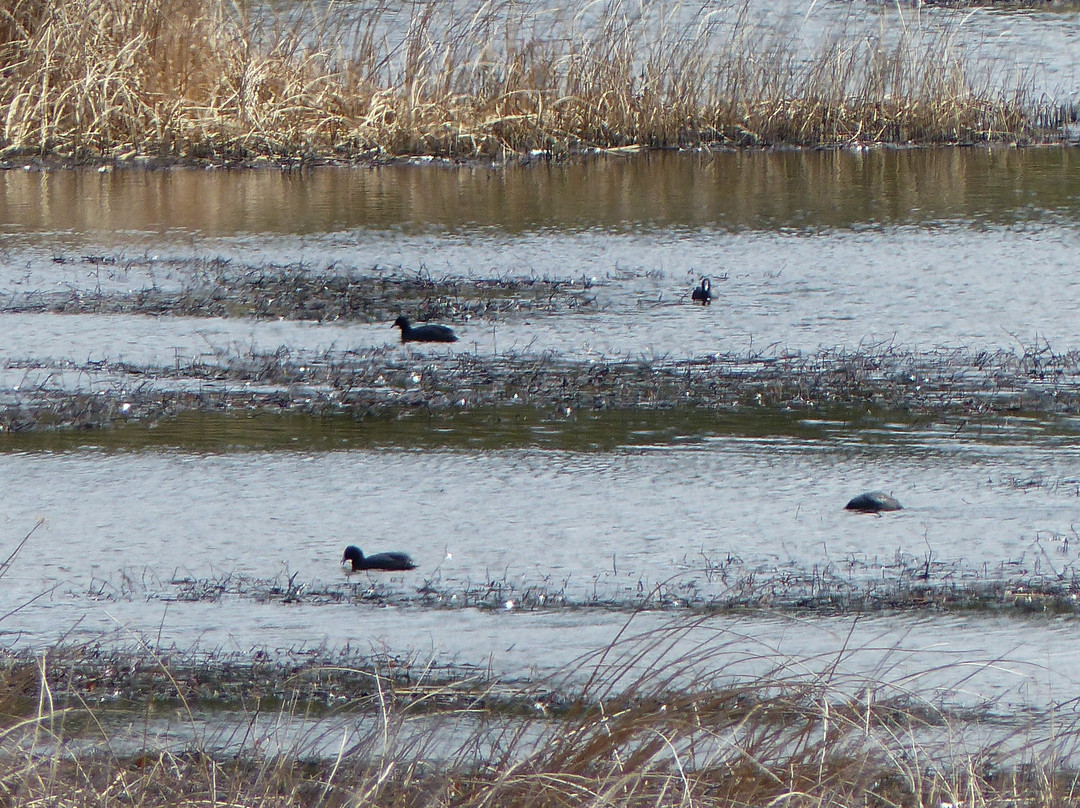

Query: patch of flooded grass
left=74, top=547, right=1080, bottom=618
left=5, top=340, right=1080, bottom=440
left=17, top=262, right=597, bottom=321
left=6, top=531, right=1079, bottom=803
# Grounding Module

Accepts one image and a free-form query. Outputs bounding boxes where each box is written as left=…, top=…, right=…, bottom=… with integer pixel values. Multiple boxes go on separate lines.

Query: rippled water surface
left=4, top=149, right=1080, bottom=733
left=3, top=150, right=1080, bottom=357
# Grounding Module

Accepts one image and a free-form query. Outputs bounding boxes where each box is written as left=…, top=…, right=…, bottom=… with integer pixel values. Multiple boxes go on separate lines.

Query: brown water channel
left=4, top=150, right=1080, bottom=760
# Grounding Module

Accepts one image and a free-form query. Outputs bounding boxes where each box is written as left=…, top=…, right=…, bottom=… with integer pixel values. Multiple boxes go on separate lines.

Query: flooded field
left=4, top=148, right=1080, bottom=780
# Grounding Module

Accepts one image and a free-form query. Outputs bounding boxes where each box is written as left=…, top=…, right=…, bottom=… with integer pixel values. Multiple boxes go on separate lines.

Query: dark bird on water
left=342, top=545, right=418, bottom=571
left=845, top=491, right=903, bottom=513
left=691, top=277, right=713, bottom=305
left=393, top=315, right=458, bottom=343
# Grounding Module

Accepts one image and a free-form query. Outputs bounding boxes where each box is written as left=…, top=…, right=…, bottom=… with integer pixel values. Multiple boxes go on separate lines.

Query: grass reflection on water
left=2, top=406, right=1072, bottom=453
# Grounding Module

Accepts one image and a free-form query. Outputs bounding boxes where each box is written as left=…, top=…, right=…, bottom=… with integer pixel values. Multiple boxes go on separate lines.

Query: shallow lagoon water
left=7, top=223, right=1080, bottom=357
left=3, top=438, right=1080, bottom=601
left=4, top=150, right=1080, bottom=750
left=3, top=434, right=1080, bottom=715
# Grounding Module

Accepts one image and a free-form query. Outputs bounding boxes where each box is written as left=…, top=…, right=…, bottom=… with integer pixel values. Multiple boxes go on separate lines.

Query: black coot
left=342, top=545, right=418, bottom=571
left=691, top=277, right=713, bottom=305
left=844, top=491, right=903, bottom=513
left=393, top=316, right=458, bottom=343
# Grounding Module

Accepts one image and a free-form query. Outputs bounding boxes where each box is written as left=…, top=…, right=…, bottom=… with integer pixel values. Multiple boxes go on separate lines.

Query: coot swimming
left=342, top=545, right=418, bottom=571
left=844, top=491, right=903, bottom=513
left=393, top=316, right=458, bottom=343
left=691, top=277, right=713, bottom=305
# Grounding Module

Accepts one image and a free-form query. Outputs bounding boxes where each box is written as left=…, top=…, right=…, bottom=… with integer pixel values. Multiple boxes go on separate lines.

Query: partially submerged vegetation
left=5, top=7, right=1080, bottom=805
left=79, top=547, right=1080, bottom=615
left=13, top=263, right=597, bottom=321
left=3, top=262, right=1080, bottom=434
left=4, top=328, right=1080, bottom=434
left=5, top=332, right=1080, bottom=802
left=4, top=264, right=1080, bottom=455
left=0, top=0, right=1074, bottom=162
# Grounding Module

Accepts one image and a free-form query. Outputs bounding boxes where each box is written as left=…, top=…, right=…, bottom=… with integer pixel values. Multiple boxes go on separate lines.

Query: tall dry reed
left=0, top=0, right=1062, bottom=159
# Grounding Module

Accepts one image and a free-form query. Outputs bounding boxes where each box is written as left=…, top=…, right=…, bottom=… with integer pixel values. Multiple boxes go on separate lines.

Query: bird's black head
left=342, top=545, right=364, bottom=568
left=393, top=316, right=409, bottom=329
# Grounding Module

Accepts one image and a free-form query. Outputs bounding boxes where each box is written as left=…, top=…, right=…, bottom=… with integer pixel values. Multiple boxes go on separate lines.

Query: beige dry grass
left=0, top=0, right=1063, bottom=160
left=2, top=613, right=1080, bottom=807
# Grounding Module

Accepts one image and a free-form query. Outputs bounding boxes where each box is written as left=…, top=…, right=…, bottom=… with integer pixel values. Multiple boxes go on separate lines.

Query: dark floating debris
left=845, top=491, right=903, bottom=513
left=342, top=544, right=418, bottom=571
left=393, top=315, right=459, bottom=343
left=691, top=277, right=713, bottom=305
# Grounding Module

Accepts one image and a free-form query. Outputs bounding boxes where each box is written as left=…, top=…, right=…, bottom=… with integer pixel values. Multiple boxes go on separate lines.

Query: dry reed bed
left=0, top=0, right=1070, bottom=160
left=3, top=628, right=1080, bottom=808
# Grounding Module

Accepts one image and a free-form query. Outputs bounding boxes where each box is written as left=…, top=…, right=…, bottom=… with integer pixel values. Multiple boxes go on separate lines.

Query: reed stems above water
left=0, top=0, right=1069, bottom=161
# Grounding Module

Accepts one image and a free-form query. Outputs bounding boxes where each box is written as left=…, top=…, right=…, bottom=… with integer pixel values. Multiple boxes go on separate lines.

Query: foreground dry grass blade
left=0, top=0, right=1066, bottom=160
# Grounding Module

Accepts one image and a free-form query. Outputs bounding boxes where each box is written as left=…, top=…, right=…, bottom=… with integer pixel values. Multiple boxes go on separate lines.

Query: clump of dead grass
left=0, top=0, right=1068, bottom=160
